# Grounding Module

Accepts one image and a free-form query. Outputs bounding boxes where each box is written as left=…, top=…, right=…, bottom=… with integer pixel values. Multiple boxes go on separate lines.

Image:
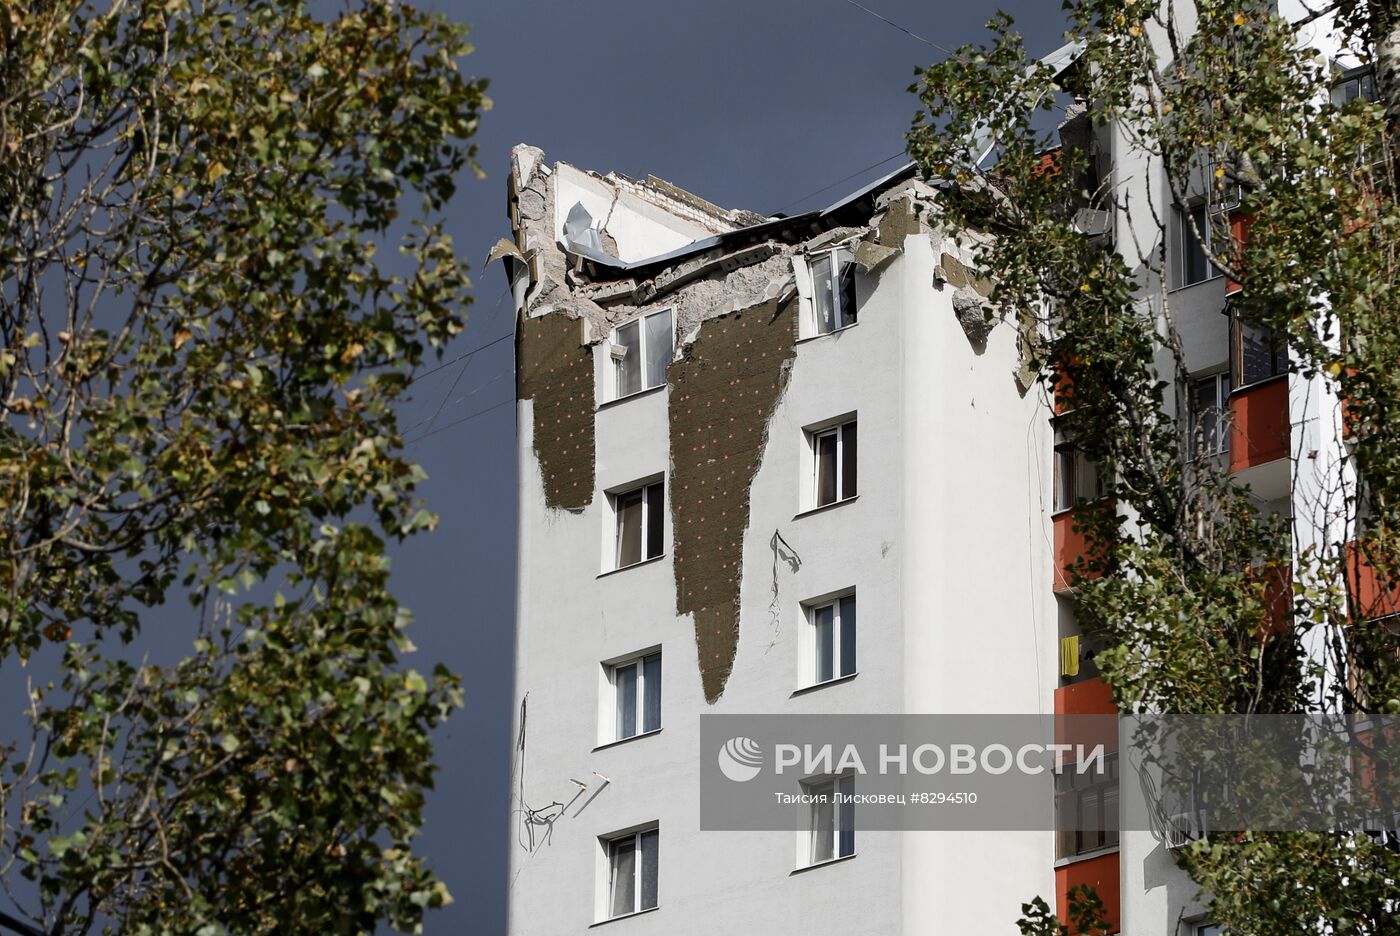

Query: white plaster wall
left=509, top=224, right=1057, bottom=936
left=552, top=164, right=715, bottom=263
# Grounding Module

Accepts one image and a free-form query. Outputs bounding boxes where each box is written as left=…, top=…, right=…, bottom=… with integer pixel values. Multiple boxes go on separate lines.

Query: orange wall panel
left=1056, top=851, right=1121, bottom=934
left=1228, top=376, right=1289, bottom=473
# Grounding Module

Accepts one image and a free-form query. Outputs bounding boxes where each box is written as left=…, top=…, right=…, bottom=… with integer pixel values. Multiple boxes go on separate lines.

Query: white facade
left=507, top=148, right=1058, bottom=935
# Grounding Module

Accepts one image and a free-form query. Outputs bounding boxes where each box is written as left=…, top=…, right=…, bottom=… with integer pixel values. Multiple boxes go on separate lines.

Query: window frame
left=609, top=308, right=674, bottom=402
left=802, top=592, right=857, bottom=689
left=1054, top=752, right=1120, bottom=860
left=799, top=773, right=856, bottom=868
left=609, top=478, right=665, bottom=571
left=1191, top=370, right=1232, bottom=458
left=1172, top=202, right=1224, bottom=289
left=810, top=418, right=858, bottom=510
left=601, top=825, right=659, bottom=920
left=1229, top=307, right=1288, bottom=391
left=606, top=650, right=662, bottom=744
left=808, top=247, right=858, bottom=337
left=1052, top=419, right=1104, bottom=514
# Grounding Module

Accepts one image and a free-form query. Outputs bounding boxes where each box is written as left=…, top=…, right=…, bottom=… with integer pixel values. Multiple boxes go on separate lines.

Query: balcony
left=1053, top=503, right=1113, bottom=593
left=1227, top=375, right=1289, bottom=498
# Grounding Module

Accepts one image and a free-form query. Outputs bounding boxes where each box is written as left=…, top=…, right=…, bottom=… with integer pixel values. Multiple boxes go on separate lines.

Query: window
left=1196, top=925, right=1225, bottom=936
left=1055, top=754, right=1119, bottom=859
left=612, top=479, right=664, bottom=569
left=1335, top=70, right=1378, bottom=104
left=1173, top=203, right=1222, bottom=288
left=1231, top=311, right=1287, bottom=388
left=806, top=594, right=856, bottom=686
left=810, top=249, right=857, bottom=335
left=604, top=828, right=659, bottom=919
left=1053, top=423, right=1104, bottom=513
left=803, top=774, right=855, bottom=866
left=608, top=651, right=661, bottom=742
left=812, top=419, right=857, bottom=508
left=610, top=308, right=673, bottom=400
left=1191, top=371, right=1231, bottom=457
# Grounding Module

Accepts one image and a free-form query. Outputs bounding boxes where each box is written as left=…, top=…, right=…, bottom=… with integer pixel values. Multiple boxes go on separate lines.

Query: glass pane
left=615, top=663, right=638, bottom=740
left=642, top=653, right=661, bottom=733
left=840, top=421, right=857, bottom=500
left=1054, top=447, right=1076, bottom=512
left=644, top=310, right=672, bottom=390
left=839, top=596, right=857, bottom=677
left=809, top=781, right=834, bottom=864
left=816, top=431, right=837, bottom=506
left=837, top=260, right=857, bottom=327
left=609, top=837, right=637, bottom=917
left=645, top=482, right=664, bottom=560
left=837, top=775, right=855, bottom=857
left=639, top=830, right=659, bottom=910
left=812, top=254, right=835, bottom=334
left=615, top=320, right=641, bottom=397
left=615, top=489, right=642, bottom=567
left=814, top=604, right=835, bottom=683
left=1240, top=320, right=1283, bottom=386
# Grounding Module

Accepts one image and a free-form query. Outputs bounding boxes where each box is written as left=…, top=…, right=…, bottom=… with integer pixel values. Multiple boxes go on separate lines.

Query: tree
left=909, top=1, right=1398, bottom=932
left=0, top=0, right=487, bottom=931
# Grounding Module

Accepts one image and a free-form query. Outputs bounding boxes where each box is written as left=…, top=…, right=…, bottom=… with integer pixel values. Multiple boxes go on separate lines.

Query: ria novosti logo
left=717, top=737, right=764, bottom=782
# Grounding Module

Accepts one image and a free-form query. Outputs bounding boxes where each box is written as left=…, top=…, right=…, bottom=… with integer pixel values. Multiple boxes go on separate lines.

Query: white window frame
left=608, top=477, right=665, bottom=571
left=599, top=825, right=659, bottom=920
left=1191, top=370, right=1231, bottom=457
left=1052, top=420, right=1103, bottom=514
left=1172, top=202, right=1223, bottom=289
left=605, top=650, right=662, bottom=743
left=798, top=773, right=856, bottom=868
left=609, top=307, right=674, bottom=401
left=808, top=247, right=858, bottom=337
left=809, top=418, right=857, bottom=509
left=801, top=592, right=856, bottom=688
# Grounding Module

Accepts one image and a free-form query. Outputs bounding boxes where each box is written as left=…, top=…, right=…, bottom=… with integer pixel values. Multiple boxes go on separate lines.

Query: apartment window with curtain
left=610, top=308, right=673, bottom=400
left=1054, top=753, right=1119, bottom=859
left=1053, top=422, right=1104, bottom=513
left=612, top=479, right=664, bottom=569
left=608, top=651, right=661, bottom=742
left=810, top=248, right=857, bottom=335
left=805, top=594, right=856, bottom=687
left=1173, top=203, right=1222, bottom=288
left=802, top=774, right=855, bottom=867
left=1191, top=371, right=1231, bottom=457
left=811, top=419, right=857, bottom=508
left=604, top=827, right=659, bottom=919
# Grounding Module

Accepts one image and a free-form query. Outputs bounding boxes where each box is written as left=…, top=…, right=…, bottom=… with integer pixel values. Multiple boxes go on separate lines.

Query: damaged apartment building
left=503, top=5, right=1380, bottom=935
left=500, top=142, right=1063, bottom=936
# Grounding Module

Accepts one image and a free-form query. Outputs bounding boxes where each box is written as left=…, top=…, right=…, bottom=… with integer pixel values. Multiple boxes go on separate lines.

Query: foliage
left=0, top=0, right=487, bottom=931
left=910, top=0, right=1399, bottom=932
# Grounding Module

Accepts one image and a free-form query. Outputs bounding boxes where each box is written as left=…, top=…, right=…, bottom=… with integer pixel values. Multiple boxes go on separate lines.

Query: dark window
left=614, top=480, right=664, bottom=568
left=814, top=420, right=857, bottom=508
left=1055, top=754, right=1120, bottom=859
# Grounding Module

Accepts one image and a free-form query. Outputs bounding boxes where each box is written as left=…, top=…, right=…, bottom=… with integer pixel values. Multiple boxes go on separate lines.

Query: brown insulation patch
left=516, top=312, right=595, bottom=512
left=669, top=297, right=798, bottom=703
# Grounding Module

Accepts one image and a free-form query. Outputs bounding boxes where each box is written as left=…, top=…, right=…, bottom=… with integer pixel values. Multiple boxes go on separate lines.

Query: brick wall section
left=516, top=311, right=595, bottom=512
left=669, top=296, right=798, bottom=703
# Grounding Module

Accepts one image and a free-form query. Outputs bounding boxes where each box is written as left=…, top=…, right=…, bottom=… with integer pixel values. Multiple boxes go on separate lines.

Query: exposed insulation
left=668, top=297, right=798, bottom=703
left=516, top=311, right=595, bottom=512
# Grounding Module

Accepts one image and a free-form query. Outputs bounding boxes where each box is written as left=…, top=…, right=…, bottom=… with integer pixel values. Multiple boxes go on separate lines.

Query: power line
left=772, top=150, right=908, bottom=215
left=408, top=330, right=512, bottom=385
left=406, top=397, right=514, bottom=443
left=840, top=0, right=957, bottom=56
